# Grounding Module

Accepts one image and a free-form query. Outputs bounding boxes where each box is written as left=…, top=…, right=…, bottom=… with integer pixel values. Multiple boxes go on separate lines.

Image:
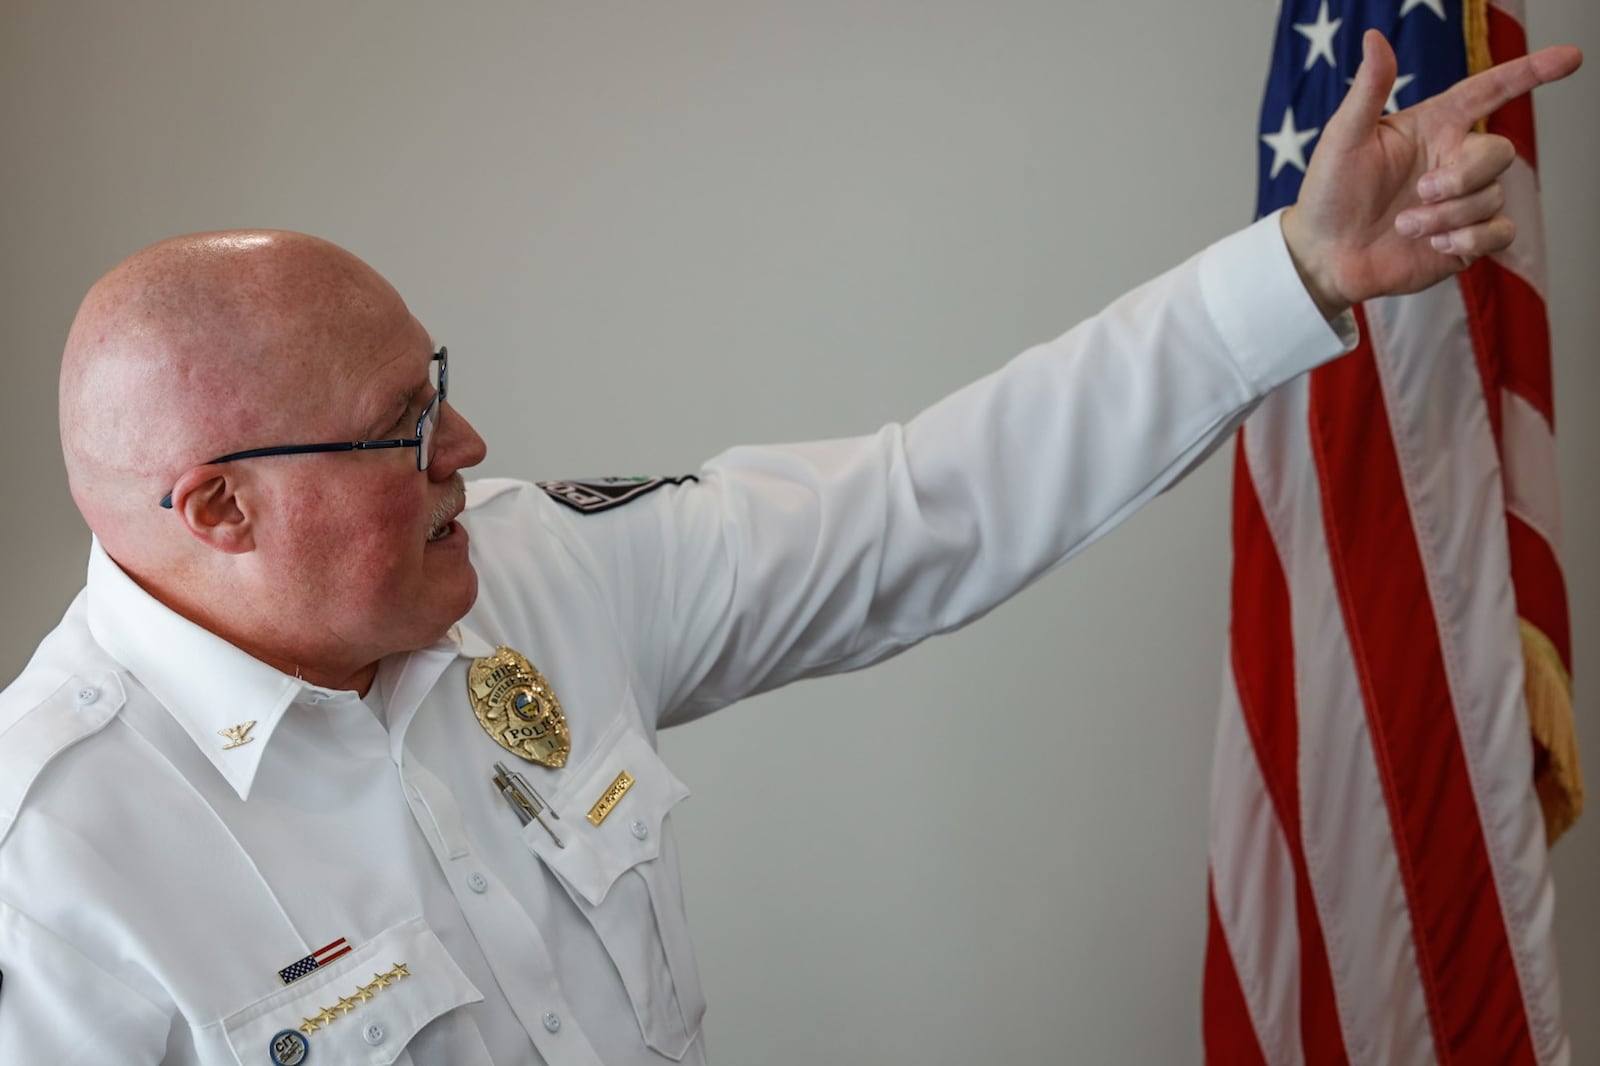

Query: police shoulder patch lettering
left=537, top=476, right=696, bottom=514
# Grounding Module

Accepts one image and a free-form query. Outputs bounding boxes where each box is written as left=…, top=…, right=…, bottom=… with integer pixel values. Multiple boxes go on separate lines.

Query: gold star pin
left=315, top=1007, right=338, bottom=1026
left=299, top=1017, right=321, bottom=1035
left=369, top=971, right=391, bottom=989
left=389, top=962, right=410, bottom=979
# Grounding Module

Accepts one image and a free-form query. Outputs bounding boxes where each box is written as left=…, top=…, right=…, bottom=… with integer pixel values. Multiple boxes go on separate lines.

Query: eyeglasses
left=159, top=347, right=448, bottom=508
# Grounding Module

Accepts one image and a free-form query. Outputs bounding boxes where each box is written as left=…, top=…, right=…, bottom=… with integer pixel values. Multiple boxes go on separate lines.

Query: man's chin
left=443, top=562, right=481, bottom=631
left=403, top=561, right=480, bottom=654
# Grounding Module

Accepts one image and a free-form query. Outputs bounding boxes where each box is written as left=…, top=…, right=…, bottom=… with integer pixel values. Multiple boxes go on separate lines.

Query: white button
left=363, top=1022, right=386, bottom=1046
left=467, top=872, right=488, bottom=893
left=542, top=1011, right=562, bottom=1033
left=76, top=687, right=98, bottom=705
left=629, top=819, right=649, bottom=841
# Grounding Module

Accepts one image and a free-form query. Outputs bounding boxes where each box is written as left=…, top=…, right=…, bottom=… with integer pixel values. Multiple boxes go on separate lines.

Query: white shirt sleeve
left=540, top=214, right=1354, bottom=727
left=0, top=899, right=172, bottom=1064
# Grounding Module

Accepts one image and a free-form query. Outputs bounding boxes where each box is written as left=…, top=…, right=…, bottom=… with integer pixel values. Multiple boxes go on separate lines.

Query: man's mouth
left=426, top=479, right=467, bottom=543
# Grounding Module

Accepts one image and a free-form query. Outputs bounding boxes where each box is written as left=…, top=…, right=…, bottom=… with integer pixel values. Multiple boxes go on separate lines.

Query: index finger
left=1436, top=45, right=1583, bottom=125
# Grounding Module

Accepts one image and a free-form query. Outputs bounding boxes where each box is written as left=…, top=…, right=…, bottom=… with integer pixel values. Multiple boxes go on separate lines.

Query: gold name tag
left=587, top=771, right=635, bottom=826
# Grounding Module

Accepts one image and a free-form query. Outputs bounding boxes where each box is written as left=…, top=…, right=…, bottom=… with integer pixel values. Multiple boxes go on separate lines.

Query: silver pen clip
left=493, top=761, right=565, bottom=848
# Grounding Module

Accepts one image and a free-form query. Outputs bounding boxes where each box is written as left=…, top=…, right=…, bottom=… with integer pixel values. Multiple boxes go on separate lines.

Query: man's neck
left=118, top=557, right=383, bottom=696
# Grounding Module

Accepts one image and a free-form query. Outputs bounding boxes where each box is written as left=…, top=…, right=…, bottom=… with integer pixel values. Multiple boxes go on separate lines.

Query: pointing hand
left=1280, top=29, right=1581, bottom=319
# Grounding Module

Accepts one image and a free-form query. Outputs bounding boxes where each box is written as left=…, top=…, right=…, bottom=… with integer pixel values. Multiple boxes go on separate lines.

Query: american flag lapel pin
left=278, top=937, right=352, bottom=985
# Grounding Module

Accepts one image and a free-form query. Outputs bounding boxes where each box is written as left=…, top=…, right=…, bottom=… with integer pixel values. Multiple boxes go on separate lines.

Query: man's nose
left=431, top=404, right=488, bottom=478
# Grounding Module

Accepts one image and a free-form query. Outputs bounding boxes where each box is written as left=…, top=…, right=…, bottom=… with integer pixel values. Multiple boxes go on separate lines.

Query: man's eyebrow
left=361, top=345, right=438, bottom=437
left=364, top=379, right=426, bottom=438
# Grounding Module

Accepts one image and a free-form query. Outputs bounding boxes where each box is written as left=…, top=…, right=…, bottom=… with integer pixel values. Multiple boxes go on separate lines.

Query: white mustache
left=427, top=475, right=467, bottom=534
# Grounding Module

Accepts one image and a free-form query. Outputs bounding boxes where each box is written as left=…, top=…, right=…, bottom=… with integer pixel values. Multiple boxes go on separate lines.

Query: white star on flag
left=1400, top=0, right=1447, bottom=18
left=1293, top=1, right=1343, bottom=71
left=1386, top=72, right=1417, bottom=111
left=1344, top=71, right=1416, bottom=114
left=1260, top=107, right=1320, bottom=179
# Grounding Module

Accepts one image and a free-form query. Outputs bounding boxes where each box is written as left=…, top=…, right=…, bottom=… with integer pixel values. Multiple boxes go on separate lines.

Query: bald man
left=1, top=35, right=1581, bottom=1066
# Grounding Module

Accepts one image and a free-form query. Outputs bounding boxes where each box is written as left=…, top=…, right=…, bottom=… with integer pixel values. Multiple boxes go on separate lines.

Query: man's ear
left=168, top=467, right=255, bottom=554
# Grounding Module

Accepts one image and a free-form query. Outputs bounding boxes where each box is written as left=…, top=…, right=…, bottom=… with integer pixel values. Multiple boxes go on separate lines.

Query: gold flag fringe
left=1521, top=619, right=1582, bottom=844
left=1465, top=0, right=1492, bottom=130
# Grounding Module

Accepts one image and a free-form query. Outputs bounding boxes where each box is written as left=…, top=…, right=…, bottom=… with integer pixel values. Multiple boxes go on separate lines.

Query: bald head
left=60, top=230, right=411, bottom=561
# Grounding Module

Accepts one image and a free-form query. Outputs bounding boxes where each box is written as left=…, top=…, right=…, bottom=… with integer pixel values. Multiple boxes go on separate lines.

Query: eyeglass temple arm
left=157, top=439, right=419, bottom=508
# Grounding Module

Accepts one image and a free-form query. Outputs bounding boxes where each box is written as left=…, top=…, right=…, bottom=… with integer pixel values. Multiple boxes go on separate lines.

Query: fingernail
left=1396, top=214, right=1422, bottom=237
left=1419, top=175, right=1441, bottom=201
left=1431, top=233, right=1454, bottom=253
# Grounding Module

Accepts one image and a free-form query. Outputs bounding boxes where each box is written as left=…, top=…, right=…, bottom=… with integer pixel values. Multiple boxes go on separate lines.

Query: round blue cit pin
left=269, top=1028, right=309, bottom=1065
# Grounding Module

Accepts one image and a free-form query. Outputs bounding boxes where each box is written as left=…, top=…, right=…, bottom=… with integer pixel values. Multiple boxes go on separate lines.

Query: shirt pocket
left=520, top=714, right=705, bottom=1061
left=219, top=915, right=491, bottom=1066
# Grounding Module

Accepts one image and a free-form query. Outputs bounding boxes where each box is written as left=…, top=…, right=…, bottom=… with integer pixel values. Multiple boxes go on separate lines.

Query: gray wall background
left=3, top=2, right=1594, bottom=1062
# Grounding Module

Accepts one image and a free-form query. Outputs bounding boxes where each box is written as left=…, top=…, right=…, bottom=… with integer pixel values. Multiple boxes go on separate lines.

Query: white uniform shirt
left=0, top=215, right=1353, bottom=1065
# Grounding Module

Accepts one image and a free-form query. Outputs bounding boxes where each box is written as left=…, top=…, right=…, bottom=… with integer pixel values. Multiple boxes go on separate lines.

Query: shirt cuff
left=1197, top=208, right=1359, bottom=395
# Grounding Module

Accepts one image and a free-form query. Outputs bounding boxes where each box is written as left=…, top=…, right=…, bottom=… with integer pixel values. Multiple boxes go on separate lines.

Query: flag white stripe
left=1243, top=381, right=1436, bottom=1066
left=1489, top=157, right=1547, bottom=299
left=1501, top=388, right=1563, bottom=554
left=1211, top=666, right=1306, bottom=1066
left=1366, top=287, right=1567, bottom=1064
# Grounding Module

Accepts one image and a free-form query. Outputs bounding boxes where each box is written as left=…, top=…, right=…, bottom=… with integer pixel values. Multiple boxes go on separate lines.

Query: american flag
left=1205, top=2, right=1579, bottom=1063
left=278, top=937, right=352, bottom=985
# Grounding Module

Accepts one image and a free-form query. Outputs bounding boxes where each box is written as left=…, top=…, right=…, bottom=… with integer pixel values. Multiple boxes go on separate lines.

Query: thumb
left=1322, top=29, right=1396, bottom=152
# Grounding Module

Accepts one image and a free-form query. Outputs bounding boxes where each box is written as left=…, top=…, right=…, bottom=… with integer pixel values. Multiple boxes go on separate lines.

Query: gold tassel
left=1521, top=619, right=1583, bottom=844
left=1464, top=0, right=1493, bottom=132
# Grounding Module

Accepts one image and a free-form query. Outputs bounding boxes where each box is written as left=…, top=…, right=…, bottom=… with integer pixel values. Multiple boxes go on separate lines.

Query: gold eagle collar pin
left=218, top=720, right=257, bottom=750
left=467, top=646, right=570, bottom=768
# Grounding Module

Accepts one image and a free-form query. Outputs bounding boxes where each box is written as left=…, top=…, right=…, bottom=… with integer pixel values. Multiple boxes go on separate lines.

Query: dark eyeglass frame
left=160, top=347, right=448, bottom=508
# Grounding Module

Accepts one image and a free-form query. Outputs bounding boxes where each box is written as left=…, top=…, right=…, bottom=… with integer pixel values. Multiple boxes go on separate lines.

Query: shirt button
left=76, top=686, right=99, bottom=705
left=629, top=819, right=649, bottom=841
left=542, top=1011, right=562, bottom=1033
left=363, top=1022, right=386, bottom=1046
left=467, top=872, right=489, bottom=894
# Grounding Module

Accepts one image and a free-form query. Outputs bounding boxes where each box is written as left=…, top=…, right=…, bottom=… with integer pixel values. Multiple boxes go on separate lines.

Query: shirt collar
left=451, top=621, right=495, bottom=660
left=83, top=539, right=487, bottom=801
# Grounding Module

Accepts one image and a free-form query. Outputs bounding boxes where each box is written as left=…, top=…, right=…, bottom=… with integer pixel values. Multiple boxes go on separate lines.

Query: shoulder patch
left=537, top=476, right=697, bottom=515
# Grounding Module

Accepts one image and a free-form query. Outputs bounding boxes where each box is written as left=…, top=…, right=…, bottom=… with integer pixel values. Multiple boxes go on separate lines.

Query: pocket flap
left=222, top=916, right=483, bottom=1066
left=523, top=720, right=690, bottom=906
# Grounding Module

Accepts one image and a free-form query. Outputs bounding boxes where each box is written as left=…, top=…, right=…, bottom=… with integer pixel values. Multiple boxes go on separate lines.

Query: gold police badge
left=467, top=646, right=570, bottom=768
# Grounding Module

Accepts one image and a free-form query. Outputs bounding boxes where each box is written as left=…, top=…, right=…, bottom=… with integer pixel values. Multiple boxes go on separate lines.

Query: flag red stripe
left=1204, top=881, right=1271, bottom=1066
left=1506, top=513, right=1572, bottom=671
left=311, top=937, right=348, bottom=957
left=1228, top=442, right=1349, bottom=1063
left=318, top=943, right=353, bottom=966
left=1458, top=260, right=1554, bottom=429
left=1484, top=7, right=1538, bottom=169
left=1308, top=324, right=1536, bottom=1063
